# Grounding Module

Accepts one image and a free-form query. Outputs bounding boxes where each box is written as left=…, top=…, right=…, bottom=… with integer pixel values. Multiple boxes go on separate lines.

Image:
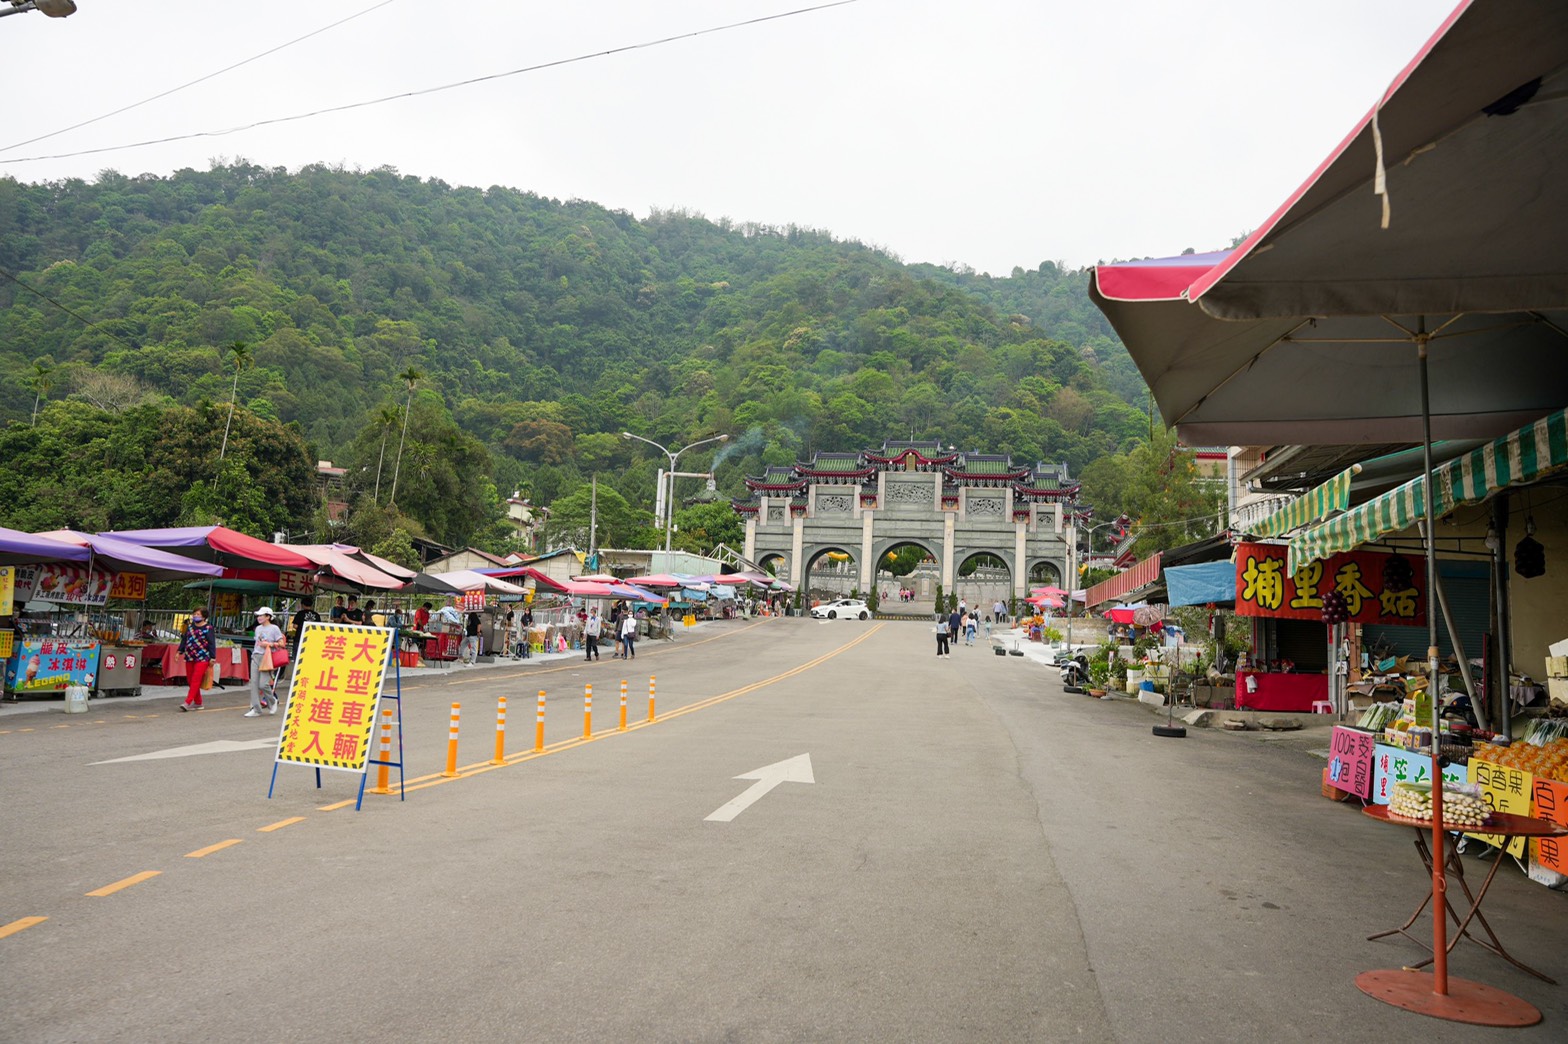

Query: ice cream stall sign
left=16, top=564, right=116, bottom=606
left=5, top=638, right=102, bottom=692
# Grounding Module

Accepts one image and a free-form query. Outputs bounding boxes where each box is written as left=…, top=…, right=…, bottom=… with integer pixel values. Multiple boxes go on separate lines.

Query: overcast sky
left=1, top=0, right=1458, bottom=274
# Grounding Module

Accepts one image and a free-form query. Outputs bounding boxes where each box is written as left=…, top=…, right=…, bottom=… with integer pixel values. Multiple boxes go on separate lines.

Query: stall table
left=1235, top=669, right=1326, bottom=712
left=1363, top=805, right=1568, bottom=983
left=139, top=643, right=251, bottom=686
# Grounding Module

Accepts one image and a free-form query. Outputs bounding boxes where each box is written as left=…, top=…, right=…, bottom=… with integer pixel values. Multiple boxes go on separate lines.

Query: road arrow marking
left=92, top=738, right=278, bottom=765
left=705, top=753, right=814, bottom=822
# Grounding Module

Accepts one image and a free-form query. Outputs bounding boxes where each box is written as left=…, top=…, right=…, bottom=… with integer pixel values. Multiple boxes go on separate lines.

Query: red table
left=138, top=643, right=251, bottom=686
left=1364, top=805, right=1568, bottom=983
left=1234, top=669, right=1325, bottom=711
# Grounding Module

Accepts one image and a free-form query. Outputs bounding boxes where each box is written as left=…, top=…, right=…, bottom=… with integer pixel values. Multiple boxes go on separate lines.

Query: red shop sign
left=1234, top=542, right=1426, bottom=626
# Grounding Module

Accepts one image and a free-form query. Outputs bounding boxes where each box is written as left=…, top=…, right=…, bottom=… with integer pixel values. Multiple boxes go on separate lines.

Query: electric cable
left=0, top=0, right=859, bottom=165
left=0, top=0, right=400, bottom=154
left=0, top=264, right=141, bottom=352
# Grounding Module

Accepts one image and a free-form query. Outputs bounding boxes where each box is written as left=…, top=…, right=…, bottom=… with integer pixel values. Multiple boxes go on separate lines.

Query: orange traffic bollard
left=442, top=702, right=461, bottom=778
left=535, top=689, right=546, bottom=752
left=370, top=707, right=393, bottom=794
left=648, top=675, right=656, bottom=723
left=492, top=696, right=507, bottom=765
left=583, top=683, right=593, bottom=739
left=619, top=679, right=628, bottom=732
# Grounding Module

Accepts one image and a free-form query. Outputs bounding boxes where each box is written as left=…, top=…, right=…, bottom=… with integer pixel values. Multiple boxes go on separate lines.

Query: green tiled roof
left=961, top=457, right=1014, bottom=475
left=808, top=454, right=865, bottom=472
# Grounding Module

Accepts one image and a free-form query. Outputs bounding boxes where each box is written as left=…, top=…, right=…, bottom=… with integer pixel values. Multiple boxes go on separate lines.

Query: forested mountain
left=0, top=162, right=1154, bottom=549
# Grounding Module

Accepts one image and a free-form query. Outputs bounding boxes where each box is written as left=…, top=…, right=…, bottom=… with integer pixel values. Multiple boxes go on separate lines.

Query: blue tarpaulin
left=1164, top=561, right=1235, bottom=607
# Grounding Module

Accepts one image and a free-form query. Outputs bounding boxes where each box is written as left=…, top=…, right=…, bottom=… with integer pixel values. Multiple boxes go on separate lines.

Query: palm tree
left=388, top=366, right=422, bottom=508
left=372, top=404, right=401, bottom=503
left=28, top=358, right=54, bottom=425
left=218, top=341, right=252, bottom=461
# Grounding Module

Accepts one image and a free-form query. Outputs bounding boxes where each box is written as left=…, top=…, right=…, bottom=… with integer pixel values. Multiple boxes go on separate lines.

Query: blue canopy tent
left=1163, top=561, right=1235, bottom=608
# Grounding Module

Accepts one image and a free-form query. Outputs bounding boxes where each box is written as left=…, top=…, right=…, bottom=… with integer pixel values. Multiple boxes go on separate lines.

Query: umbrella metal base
left=1355, top=969, right=1540, bottom=1026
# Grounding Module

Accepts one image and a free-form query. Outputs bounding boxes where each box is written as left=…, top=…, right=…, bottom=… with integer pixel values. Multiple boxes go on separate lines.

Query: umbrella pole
left=1416, top=338, right=1449, bottom=998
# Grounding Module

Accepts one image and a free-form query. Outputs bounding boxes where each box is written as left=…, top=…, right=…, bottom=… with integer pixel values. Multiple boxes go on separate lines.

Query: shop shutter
left=1362, top=560, right=1491, bottom=662
left=1274, top=618, right=1330, bottom=671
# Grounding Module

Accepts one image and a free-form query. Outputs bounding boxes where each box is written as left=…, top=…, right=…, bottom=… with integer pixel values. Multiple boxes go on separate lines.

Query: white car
left=811, top=598, right=870, bottom=620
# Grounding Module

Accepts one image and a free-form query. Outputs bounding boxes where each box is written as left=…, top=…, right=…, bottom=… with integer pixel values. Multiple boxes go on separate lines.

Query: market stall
left=3, top=529, right=225, bottom=700
left=1233, top=542, right=1427, bottom=714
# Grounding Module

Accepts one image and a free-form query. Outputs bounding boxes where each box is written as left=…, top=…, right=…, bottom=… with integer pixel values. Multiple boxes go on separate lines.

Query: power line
left=0, top=0, right=400, bottom=154
left=0, top=264, right=141, bottom=353
left=0, top=0, right=860, bottom=166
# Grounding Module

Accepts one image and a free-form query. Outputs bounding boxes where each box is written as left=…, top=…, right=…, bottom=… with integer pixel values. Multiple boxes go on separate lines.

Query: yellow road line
left=86, top=871, right=161, bottom=897
left=391, top=624, right=884, bottom=794
left=185, top=839, right=243, bottom=859
left=318, top=799, right=355, bottom=812
left=257, top=817, right=305, bottom=833
left=0, top=916, right=48, bottom=939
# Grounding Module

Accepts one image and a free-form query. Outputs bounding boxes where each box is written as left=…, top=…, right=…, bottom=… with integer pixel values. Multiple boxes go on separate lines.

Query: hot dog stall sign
left=1234, top=543, right=1426, bottom=626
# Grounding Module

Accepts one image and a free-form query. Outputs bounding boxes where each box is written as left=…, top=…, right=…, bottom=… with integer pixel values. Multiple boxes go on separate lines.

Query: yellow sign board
left=276, top=622, right=393, bottom=774
left=0, top=630, right=12, bottom=659
left=0, top=566, right=12, bottom=617
left=1467, top=760, right=1534, bottom=858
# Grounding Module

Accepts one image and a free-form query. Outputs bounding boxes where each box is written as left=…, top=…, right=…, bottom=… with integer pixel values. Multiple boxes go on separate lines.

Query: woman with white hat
left=246, top=606, right=287, bottom=718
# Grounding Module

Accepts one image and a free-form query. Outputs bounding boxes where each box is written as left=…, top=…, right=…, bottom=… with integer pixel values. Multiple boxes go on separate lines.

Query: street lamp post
left=1, top=1, right=77, bottom=18
left=1065, top=514, right=1128, bottom=655
left=622, top=431, right=729, bottom=571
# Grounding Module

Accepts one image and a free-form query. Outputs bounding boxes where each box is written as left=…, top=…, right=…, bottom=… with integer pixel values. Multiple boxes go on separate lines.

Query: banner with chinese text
left=1234, top=542, right=1426, bottom=626
left=16, top=564, right=115, bottom=606
left=1530, top=778, right=1567, bottom=875
left=1467, top=761, right=1533, bottom=858
left=459, top=588, right=486, bottom=612
left=275, top=623, right=393, bottom=774
left=1370, top=742, right=1466, bottom=804
left=0, top=566, right=13, bottom=616
left=109, top=572, right=147, bottom=600
left=4, top=639, right=102, bottom=692
left=1326, top=726, right=1376, bottom=798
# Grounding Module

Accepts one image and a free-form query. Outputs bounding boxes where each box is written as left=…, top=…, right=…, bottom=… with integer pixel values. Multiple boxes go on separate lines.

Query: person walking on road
left=948, top=606, right=964, bottom=651
left=246, top=607, right=286, bottom=717
left=177, top=607, right=215, bottom=711
left=461, top=610, right=481, bottom=664
left=620, top=609, right=637, bottom=660
left=964, top=610, right=978, bottom=647
left=583, top=607, right=603, bottom=661
left=935, top=612, right=950, bottom=657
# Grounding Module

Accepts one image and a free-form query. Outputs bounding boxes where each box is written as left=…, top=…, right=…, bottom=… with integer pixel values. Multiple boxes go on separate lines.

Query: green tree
left=28, top=356, right=54, bottom=425
left=543, top=483, right=655, bottom=550
left=670, top=499, right=745, bottom=553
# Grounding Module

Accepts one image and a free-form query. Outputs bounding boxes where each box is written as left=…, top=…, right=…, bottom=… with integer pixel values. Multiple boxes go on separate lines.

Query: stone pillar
left=744, top=516, right=757, bottom=562
left=941, top=511, right=955, bottom=590
left=860, top=511, right=875, bottom=593
left=791, top=515, right=805, bottom=589
left=1014, top=521, right=1028, bottom=600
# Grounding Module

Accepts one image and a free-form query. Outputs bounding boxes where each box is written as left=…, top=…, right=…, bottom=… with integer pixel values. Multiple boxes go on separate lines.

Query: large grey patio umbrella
left=1090, top=0, right=1568, bottom=1021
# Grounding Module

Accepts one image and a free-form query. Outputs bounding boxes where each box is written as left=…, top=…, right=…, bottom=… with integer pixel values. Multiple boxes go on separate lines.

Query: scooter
left=1060, top=655, right=1089, bottom=693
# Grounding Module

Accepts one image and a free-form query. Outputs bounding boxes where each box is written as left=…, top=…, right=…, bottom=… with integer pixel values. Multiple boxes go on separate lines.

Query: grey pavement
left=3, top=616, right=1565, bottom=1042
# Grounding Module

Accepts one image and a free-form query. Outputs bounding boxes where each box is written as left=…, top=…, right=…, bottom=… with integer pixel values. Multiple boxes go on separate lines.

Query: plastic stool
left=1310, top=700, right=1334, bottom=714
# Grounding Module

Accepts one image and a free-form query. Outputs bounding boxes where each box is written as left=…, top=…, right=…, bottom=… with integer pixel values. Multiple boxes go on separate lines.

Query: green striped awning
left=1288, top=407, right=1568, bottom=573
left=1249, top=464, right=1361, bottom=539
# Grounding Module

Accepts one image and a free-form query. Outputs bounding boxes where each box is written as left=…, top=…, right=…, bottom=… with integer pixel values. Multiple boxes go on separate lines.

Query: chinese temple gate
left=733, top=440, right=1077, bottom=598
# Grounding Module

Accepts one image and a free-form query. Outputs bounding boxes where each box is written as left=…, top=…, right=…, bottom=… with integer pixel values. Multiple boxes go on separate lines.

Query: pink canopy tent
left=624, top=573, right=687, bottom=587
left=288, top=544, right=406, bottom=590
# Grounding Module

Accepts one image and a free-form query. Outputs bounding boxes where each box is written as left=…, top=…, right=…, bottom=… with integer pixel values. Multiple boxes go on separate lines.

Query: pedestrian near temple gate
left=935, top=612, right=950, bottom=657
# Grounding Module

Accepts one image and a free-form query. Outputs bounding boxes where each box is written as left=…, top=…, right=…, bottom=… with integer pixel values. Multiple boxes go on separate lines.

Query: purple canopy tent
left=0, top=526, right=92, bottom=567
left=33, top=530, right=225, bottom=583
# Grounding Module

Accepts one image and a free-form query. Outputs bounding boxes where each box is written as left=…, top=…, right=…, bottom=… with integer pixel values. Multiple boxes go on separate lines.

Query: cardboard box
left=1546, top=656, right=1568, bottom=677
left=1549, top=677, right=1568, bottom=704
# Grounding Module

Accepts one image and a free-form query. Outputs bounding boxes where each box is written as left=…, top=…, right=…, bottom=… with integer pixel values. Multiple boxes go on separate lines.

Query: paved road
left=4, top=618, right=1566, bottom=1042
